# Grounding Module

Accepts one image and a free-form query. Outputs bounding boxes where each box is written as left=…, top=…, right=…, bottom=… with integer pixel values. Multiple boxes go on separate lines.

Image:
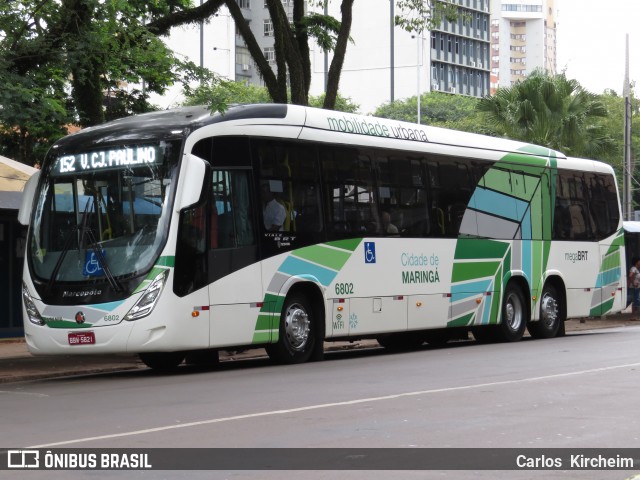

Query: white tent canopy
left=0, top=155, right=38, bottom=210
left=623, top=221, right=640, bottom=233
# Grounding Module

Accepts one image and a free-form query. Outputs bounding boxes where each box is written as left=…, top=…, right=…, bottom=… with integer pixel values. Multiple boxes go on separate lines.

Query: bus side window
left=376, top=155, right=429, bottom=237
left=554, top=171, right=596, bottom=241
left=255, top=140, right=322, bottom=236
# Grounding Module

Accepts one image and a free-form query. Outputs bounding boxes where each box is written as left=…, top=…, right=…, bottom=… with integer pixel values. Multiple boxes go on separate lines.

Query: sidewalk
left=0, top=338, right=378, bottom=384
left=1, top=314, right=638, bottom=384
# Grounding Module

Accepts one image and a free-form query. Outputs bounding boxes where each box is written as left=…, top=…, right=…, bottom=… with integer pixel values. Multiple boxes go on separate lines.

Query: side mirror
left=175, top=154, right=208, bottom=211
left=18, top=171, right=41, bottom=226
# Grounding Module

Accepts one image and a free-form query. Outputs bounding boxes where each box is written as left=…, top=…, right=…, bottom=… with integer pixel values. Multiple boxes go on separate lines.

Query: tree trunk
left=324, top=0, right=355, bottom=110
left=225, top=0, right=286, bottom=103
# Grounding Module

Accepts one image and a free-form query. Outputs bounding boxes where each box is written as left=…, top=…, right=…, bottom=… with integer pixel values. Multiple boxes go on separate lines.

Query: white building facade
left=490, top=0, right=557, bottom=92
left=158, top=1, right=498, bottom=114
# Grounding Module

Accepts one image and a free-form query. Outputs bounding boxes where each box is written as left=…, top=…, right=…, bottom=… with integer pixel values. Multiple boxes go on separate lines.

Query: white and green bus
left=19, top=104, right=625, bottom=369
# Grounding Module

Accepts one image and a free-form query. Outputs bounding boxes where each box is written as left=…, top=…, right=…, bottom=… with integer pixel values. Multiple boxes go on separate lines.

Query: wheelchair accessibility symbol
left=364, top=242, right=376, bottom=264
left=83, top=250, right=105, bottom=277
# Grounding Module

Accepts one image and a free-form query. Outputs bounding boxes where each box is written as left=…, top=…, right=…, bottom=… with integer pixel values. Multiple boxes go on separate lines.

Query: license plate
left=68, top=331, right=95, bottom=346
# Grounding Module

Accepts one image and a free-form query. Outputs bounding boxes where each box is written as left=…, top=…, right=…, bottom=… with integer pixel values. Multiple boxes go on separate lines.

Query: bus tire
left=527, top=284, right=561, bottom=339
left=497, top=283, right=527, bottom=342
left=266, top=292, right=316, bottom=364
left=139, top=352, right=185, bottom=370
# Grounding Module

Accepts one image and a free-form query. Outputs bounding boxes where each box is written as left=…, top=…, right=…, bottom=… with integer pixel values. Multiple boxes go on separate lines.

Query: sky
left=555, top=0, right=638, bottom=95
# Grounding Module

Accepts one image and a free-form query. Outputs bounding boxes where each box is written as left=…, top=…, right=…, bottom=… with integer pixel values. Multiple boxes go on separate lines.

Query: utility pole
left=324, top=1, right=329, bottom=92
left=390, top=0, right=395, bottom=103
left=624, top=34, right=633, bottom=220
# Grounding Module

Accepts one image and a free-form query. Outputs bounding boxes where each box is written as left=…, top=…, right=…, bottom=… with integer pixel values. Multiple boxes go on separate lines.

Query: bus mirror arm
left=176, top=154, right=207, bottom=212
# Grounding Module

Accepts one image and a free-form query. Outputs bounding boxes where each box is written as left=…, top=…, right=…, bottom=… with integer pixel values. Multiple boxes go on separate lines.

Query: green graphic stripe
left=255, top=313, right=275, bottom=331
left=490, top=266, right=503, bottom=324
left=454, top=238, right=509, bottom=260
left=325, top=238, right=362, bottom=252
left=607, top=231, right=625, bottom=253
left=254, top=239, right=362, bottom=344
left=252, top=332, right=272, bottom=344
left=133, top=266, right=170, bottom=294
left=46, top=320, right=93, bottom=329
left=601, top=250, right=621, bottom=272
left=515, top=145, right=554, bottom=158
left=448, top=312, right=474, bottom=328
left=452, top=261, right=501, bottom=283
left=292, top=244, right=352, bottom=271
left=156, top=256, right=175, bottom=267
left=590, top=298, right=614, bottom=317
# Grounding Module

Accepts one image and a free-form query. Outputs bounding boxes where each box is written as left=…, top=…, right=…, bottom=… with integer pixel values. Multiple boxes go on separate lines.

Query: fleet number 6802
left=334, top=282, right=354, bottom=295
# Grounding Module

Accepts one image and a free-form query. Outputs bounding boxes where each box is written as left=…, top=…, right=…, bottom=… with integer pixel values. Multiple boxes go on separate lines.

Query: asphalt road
left=2, top=326, right=640, bottom=480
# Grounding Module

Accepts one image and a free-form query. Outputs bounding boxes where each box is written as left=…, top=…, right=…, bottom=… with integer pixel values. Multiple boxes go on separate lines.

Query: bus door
left=208, top=169, right=262, bottom=347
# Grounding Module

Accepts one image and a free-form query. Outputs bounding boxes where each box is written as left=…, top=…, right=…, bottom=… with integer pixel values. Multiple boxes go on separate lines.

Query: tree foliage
left=182, top=77, right=359, bottom=114
left=148, top=0, right=355, bottom=109
left=395, top=0, right=470, bottom=33
left=0, top=0, right=189, bottom=163
left=374, top=91, right=493, bottom=134
left=477, top=70, right=616, bottom=159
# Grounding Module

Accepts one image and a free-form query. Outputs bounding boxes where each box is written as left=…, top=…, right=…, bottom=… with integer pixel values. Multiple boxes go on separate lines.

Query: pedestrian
left=629, top=257, right=640, bottom=314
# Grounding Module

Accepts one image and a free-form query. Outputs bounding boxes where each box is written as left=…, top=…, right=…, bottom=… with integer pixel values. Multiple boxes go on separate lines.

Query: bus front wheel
left=497, top=283, right=527, bottom=342
left=527, top=284, right=562, bottom=339
left=266, top=293, right=317, bottom=364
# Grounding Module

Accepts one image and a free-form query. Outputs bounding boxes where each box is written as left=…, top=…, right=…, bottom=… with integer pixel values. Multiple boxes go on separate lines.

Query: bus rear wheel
left=497, top=283, right=527, bottom=342
left=266, top=293, right=317, bottom=364
left=139, top=352, right=185, bottom=370
left=527, top=284, right=562, bottom=339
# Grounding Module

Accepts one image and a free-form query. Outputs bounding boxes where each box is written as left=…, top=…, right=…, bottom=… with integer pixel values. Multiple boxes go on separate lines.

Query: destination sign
left=53, top=146, right=160, bottom=176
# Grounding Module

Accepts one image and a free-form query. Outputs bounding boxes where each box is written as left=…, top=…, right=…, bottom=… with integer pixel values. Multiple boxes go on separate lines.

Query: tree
left=148, top=0, right=463, bottom=111
left=477, top=70, right=616, bottom=158
left=0, top=0, right=190, bottom=163
left=374, top=91, right=494, bottom=134
left=148, top=0, right=352, bottom=109
left=182, top=76, right=360, bottom=113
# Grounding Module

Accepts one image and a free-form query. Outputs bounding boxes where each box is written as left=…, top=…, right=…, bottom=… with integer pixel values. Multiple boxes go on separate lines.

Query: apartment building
left=233, top=0, right=490, bottom=112
left=429, top=0, right=491, bottom=97
left=159, top=1, right=555, bottom=111
left=490, top=0, right=557, bottom=92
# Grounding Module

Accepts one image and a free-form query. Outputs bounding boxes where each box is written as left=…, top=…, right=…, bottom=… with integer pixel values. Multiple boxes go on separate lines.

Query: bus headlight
left=123, top=269, right=168, bottom=321
left=22, top=282, right=45, bottom=326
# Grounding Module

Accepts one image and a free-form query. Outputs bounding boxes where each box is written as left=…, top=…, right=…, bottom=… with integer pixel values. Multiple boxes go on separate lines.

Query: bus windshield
left=28, top=141, right=180, bottom=286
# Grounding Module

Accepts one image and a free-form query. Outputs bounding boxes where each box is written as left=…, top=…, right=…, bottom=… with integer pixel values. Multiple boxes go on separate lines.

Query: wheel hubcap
left=284, top=303, right=310, bottom=351
left=541, top=293, right=558, bottom=327
left=505, top=293, right=523, bottom=331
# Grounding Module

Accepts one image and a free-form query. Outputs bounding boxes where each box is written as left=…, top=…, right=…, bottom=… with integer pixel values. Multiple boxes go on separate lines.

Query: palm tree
left=478, top=70, right=615, bottom=158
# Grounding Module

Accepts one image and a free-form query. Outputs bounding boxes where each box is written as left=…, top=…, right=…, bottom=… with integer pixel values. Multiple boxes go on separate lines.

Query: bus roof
left=53, top=104, right=580, bottom=164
